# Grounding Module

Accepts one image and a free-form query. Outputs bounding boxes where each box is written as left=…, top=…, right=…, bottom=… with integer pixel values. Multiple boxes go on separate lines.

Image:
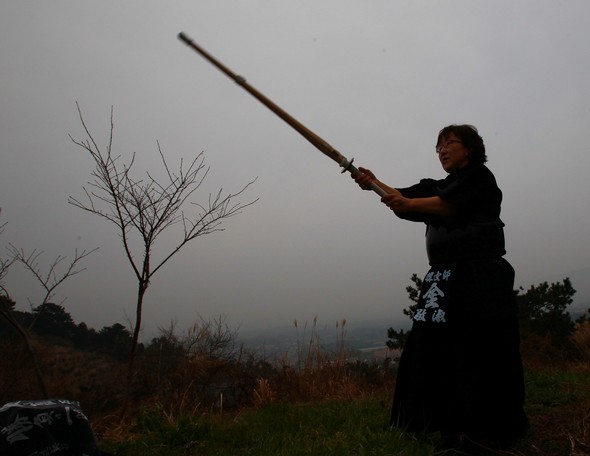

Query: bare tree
left=68, top=104, right=258, bottom=411
left=0, top=212, right=14, bottom=290
left=0, top=212, right=48, bottom=397
left=0, top=211, right=95, bottom=398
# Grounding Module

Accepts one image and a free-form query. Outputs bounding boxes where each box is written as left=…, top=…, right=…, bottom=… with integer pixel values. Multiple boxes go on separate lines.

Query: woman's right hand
left=353, top=167, right=377, bottom=191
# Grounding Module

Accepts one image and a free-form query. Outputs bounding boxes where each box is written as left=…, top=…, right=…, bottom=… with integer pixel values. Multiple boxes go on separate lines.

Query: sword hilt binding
left=340, top=157, right=355, bottom=174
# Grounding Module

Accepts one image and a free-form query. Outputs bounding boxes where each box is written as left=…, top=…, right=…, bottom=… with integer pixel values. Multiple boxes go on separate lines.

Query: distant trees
left=517, top=278, right=577, bottom=348
left=68, top=104, right=258, bottom=414
left=95, top=323, right=133, bottom=362
left=32, top=302, right=77, bottom=339
left=0, top=302, right=132, bottom=360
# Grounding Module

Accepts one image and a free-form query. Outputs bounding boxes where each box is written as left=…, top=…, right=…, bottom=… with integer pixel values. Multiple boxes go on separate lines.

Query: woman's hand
left=381, top=189, right=412, bottom=213
left=352, top=167, right=378, bottom=191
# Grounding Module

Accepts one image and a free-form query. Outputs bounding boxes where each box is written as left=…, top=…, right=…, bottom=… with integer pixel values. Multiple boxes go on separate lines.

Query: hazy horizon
left=2, top=1, right=590, bottom=340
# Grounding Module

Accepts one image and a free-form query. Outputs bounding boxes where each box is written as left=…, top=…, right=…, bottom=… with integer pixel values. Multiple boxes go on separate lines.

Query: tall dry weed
left=251, top=378, right=275, bottom=407
left=572, top=322, right=590, bottom=363
left=262, top=318, right=392, bottom=404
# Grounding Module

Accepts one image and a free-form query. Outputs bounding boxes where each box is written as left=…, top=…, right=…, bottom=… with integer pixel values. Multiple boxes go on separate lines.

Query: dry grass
left=0, top=335, right=125, bottom=416
left=520, top=331, right=572, bottom=370
left=3, top=324, right=590, bottom=455
left=572, top=322, right=590, bottom=364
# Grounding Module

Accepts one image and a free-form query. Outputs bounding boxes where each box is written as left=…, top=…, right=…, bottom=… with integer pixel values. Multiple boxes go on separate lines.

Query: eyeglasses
left=436, top=139, right=463, bottom=154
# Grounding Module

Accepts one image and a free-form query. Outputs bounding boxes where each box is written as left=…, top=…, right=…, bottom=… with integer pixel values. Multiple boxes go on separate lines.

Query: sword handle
left=340, top=158, right=388, bottom=197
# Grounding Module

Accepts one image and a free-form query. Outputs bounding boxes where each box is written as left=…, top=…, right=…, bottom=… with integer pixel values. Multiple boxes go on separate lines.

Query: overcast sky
left=2, top=1, right=589, bottom=340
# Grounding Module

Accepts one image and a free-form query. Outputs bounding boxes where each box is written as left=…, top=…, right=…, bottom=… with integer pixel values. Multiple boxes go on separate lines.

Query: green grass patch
left=101, top=398, right=437, bottom=455
left=524, top=367, right=590, bottom=412
left=514, top=367, right=590, bottom=455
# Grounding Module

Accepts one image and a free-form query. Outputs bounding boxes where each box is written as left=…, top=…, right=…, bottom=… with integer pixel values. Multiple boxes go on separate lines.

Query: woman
left=353, top=125, right=529, bottom=450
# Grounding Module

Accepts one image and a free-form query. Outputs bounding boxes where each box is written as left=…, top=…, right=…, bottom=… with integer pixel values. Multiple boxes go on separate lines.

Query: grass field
left=2, top=318, right=589, bottom=455
left=98, top=366, right=590, bottom=455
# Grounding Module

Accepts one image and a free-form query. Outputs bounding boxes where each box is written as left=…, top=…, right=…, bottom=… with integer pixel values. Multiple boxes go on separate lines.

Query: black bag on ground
left=0, top=399, right=101, bottom=456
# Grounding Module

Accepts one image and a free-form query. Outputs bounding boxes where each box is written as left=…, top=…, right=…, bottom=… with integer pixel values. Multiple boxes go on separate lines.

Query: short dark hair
left=436, top=124, right=487, bottom=164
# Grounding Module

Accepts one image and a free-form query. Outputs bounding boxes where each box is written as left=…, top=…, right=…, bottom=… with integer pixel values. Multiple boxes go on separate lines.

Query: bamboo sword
left=178, top=32, right=387, bottom=197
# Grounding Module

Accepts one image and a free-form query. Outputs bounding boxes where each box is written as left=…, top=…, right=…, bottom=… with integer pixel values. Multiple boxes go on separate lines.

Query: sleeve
left=395, top=178, right=442, bottom=223
left=397, top=178, right=439, bottom=199
left=436, top=165, right=502, bottom=217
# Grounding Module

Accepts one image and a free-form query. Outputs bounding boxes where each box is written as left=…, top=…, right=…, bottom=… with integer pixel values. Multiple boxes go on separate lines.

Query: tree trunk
left=0, top=307, right=49, bottom=399
left=119, top=281, right=147, bottom=419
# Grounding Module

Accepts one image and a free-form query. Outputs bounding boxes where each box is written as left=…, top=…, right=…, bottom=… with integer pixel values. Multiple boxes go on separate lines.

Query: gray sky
left=2, top=1, right=590, bottom=340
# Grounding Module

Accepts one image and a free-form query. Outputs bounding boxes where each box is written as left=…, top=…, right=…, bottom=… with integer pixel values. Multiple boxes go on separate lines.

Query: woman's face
left=436, top=133, right=471, bottom=173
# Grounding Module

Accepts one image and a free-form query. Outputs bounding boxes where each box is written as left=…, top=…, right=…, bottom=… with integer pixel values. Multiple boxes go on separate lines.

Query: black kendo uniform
left=390, top=163, right=529, bottom=447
